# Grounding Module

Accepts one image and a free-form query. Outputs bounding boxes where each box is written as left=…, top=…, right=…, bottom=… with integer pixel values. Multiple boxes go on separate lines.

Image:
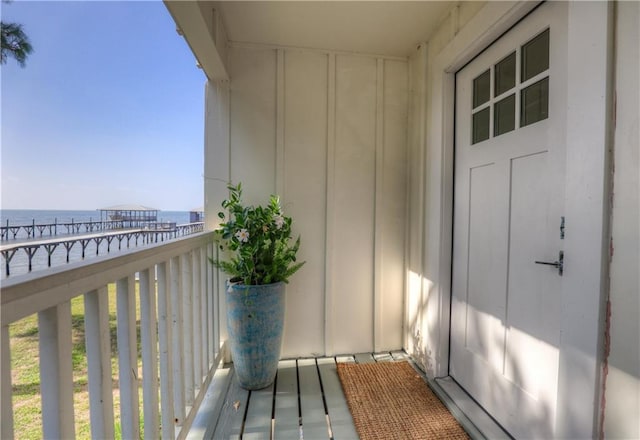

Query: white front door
left=450, top=3, right=568, bottom=438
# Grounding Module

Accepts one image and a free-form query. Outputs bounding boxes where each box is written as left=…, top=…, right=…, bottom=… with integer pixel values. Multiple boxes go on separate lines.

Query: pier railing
left=1, top=218, right=202, bottom=241
left=1, top=222, right=205, bottom=277
left=1, top=218, right=130, bottom=240
left=1, top=231, right=225, bottom=439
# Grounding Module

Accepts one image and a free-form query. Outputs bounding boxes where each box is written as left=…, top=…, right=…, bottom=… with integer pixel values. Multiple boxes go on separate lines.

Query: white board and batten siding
left=205, top=44, right=408, bottom=357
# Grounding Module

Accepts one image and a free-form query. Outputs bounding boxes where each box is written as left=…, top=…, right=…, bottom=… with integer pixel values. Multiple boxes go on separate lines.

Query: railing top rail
left=0, top=219, right=125, bottom=228
left=1, top=231, right=216, bottom=324
left=0, top=228, right=144, bottom=252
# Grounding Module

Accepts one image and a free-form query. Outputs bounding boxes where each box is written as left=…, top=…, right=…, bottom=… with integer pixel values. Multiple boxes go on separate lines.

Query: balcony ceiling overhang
left=165, top=1, right=457, bottom=81
left=216, top=1, right=454, bottom=58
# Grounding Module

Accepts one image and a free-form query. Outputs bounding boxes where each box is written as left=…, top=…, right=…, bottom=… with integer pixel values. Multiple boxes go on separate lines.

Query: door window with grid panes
left=471, top=28, right=550, bottom=144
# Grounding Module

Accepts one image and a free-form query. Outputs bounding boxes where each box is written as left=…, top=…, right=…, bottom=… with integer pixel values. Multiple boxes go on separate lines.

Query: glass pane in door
left=521, top=77, right=549, bottom=126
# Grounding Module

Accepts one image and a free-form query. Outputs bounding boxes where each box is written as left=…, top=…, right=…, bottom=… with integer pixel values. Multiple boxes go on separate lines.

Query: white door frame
left=421, top=1, right=613, bottom=438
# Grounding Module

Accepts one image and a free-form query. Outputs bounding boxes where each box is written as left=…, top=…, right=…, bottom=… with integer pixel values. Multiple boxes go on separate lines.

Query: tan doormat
left=336, top=361, right=469, bottom=439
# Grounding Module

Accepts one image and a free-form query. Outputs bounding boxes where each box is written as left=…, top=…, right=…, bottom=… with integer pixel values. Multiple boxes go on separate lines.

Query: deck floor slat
left=317, top=357, right=359, bottom=440
left=273, top=359, right=300, bottom=439
left=354, top=353, right=375, bottom=363
left=335, top=355, right=355, bottom=363
left=373, top=352, right=393, bottom=362
left=298, top=359, right=331, bottom=439
left=212, top=369, right=250, bottom=440
left=242, top=382, right=274, bottom=439
left=390, top=350, right=408, bottom=361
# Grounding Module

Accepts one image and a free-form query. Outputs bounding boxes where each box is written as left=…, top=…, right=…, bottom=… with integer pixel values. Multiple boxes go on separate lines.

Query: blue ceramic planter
left=226, top=282, right=285, bottom=390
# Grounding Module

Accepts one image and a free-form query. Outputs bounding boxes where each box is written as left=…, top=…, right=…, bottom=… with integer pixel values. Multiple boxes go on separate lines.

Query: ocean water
left=0, top=209, right=197, bottom=279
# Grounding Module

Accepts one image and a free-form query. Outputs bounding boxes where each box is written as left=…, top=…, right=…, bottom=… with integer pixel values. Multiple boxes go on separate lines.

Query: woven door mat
left=336, top=361, right=469, bottom=439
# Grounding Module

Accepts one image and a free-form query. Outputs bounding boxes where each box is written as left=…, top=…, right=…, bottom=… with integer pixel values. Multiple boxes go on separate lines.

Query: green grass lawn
left=9, top=283, right=145, bottom=439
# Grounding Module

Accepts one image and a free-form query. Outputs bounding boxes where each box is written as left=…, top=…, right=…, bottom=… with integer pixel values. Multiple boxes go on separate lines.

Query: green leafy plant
left=211, top=183, right=305, bottom=285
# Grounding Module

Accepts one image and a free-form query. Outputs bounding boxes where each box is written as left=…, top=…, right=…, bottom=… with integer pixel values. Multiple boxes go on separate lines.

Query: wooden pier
left=0, top=223, right=204, bottom=277
left=1, top=218, right=122, bottom=240
left=0, top=218, right=181, bottom=241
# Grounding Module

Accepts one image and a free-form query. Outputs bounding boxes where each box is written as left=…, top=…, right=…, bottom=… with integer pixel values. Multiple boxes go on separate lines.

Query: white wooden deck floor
left=204, top=351, right=409, bottom=440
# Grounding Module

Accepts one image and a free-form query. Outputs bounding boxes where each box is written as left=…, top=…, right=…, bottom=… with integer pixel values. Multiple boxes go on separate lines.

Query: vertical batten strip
left=1, top=325, right=14, bottom=439
left=157, top=261, right=176, bottom=440
left=171, top=256, right=186, bottom=424
left=404, top=50, right=416, bottom=351
left=192, top=249, right=203, bottom=387
left=84, top=287, right=114, bottom=439
left=182, top=253, right=195, bottom=405
left=116, top=276, right=140, bottom=440
left=418, top=44, right=431, bottom=363
left=139, top=268, right=160, bottom=438
left=38, top=302, right=75, bottom=440
left=324, top=53, right=337, bottom=355
left=276, top=48, right=286, bottom=197
left=374, top=58, right=385, bottom=352
left=408, top=44, right=428, bottom=355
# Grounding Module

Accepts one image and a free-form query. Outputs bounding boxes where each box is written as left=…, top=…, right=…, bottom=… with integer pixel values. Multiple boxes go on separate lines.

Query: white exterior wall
left=205, top=45, right=408, bottom=357
left=604, top=1, right=640, bottom=438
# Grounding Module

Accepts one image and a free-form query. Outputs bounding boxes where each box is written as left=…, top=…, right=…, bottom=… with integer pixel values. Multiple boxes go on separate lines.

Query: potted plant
left=211, top=183, right=305, bottom=390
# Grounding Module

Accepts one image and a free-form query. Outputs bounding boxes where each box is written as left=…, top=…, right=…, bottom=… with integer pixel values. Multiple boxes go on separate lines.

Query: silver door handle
left=535, top=251, right=564, bottom=276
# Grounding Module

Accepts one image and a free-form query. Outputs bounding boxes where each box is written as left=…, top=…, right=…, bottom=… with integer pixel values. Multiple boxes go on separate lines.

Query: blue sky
left=1, top=0, right=206, bottom=211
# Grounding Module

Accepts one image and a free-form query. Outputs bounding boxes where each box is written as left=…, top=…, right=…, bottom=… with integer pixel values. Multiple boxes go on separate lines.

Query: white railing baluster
left=209, top=247, right=220, bottom=356
left=157, top=260, right=177, bottom=440
left=116, top=276, right=140, bottom=440
left=207, top=242, right=215, bottom=364
left=140, top=268, right=160, bottom=438
left=1, top=325, right=14, bottom=439
left=192, top=249, right=202, bottom=386
left=38, top=302, right=75, bottom=439
left=214, top=245, right=223, bottom=359
left=181, top=253, right=194, bottom=405
left=171, top=256, right=186, bottom=426
left=84, top=287, right=115, bottom=439
left=200, top=246, right=209, bottom=372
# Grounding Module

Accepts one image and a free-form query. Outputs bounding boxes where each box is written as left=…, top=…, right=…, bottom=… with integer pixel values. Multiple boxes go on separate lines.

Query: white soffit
left=215, top=1, right=455, bottom=58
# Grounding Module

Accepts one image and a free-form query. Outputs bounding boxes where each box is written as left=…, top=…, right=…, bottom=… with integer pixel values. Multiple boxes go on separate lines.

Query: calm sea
left=0, top=209, right=195, bottom=279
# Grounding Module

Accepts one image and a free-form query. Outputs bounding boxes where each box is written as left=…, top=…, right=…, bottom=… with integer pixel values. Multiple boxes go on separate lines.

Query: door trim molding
left=555, top=2, right=614, bottom=438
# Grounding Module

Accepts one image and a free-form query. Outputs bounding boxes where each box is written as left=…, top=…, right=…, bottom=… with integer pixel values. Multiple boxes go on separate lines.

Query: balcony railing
left=1, top=231, right=222, bottom=439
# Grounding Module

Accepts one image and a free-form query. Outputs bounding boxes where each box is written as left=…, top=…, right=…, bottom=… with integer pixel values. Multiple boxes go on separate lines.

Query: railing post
left=1, top=325, right=14, bottom=439
left=116, top=276, right=140, bottom=440
left=84, top=287, right=115, bottom=439
left=38, top=302, right=75, bottom=440
left=158, top=260, right=176, bottom=440
left=140, top=268, right=160, bottom=438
